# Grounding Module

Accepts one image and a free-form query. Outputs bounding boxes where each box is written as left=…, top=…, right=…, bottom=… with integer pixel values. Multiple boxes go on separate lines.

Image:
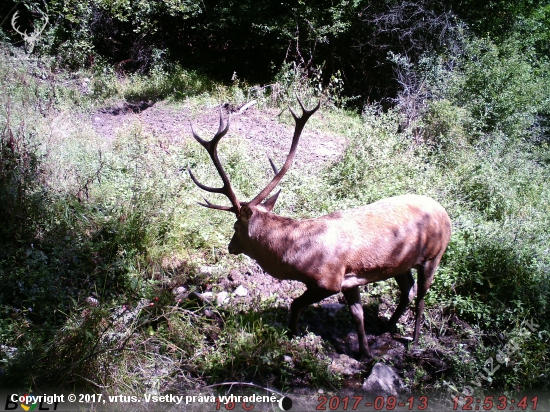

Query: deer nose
left=228, top=240, right=238, bottom=255
left=228, top=245, right=240, bottom=255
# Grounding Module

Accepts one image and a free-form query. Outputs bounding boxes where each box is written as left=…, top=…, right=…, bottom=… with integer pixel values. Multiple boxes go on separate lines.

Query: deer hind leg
left=385, top=270, right=415, bottom=334
left=289, top=287, right=335, bottom=337
left=413, top=258, right=440, bottom=347
left=342, top=286, right=371, bottom=360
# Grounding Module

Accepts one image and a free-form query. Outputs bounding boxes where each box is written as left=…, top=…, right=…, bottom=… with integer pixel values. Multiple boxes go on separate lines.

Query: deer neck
left=245, top=211, right=297, bottom=275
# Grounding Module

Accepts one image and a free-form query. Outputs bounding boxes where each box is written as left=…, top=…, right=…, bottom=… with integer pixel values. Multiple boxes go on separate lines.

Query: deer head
left=188, top=99, right=320, bottom=256
left=11, top=9, right=49, bottom=54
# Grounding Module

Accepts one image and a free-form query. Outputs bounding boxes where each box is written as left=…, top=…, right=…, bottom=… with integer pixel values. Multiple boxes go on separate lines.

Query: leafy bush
left=452, top=37, right=549, bottom=141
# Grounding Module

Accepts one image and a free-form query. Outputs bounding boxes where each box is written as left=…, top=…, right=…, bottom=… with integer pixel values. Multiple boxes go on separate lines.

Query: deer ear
left=240, top=205, right=253, bottom=221
left=262, top=190, right=281, bottom=212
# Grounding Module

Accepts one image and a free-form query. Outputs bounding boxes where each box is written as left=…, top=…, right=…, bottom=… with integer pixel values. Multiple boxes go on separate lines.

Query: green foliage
left=43, top=0, right=202, bottom=69
left=327, top=106, right=437, bottom=204
left=199, top=315, right=334, bottom=388
left=450, top=0, right=545, bottom=37
left=421, top=100, right=472, bottom=154
left=3, top=0, right=549, bottom=110
left=0, top=46, right=343, bottom=390
left=322, top=41, right=550, bottom=391
left=92, top=0, right=201, bottom=33
left=451, top=37, right=549, bottom=141
left=405, top=34, right=550, bottom=153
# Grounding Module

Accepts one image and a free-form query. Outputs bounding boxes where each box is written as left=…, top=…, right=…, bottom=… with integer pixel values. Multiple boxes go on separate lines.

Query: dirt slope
left=91, top=100, right=346, bottom=171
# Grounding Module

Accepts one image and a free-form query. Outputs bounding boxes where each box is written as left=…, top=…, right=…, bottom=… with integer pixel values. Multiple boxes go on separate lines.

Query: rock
left=173, top=286, right=187, bottom=302
left=283, top=355, right=295, bottom=368
left=174, top=286, right=186, bottom=295
left=234, top=285, right=248, bottom=296
left=329, top=353, right=364, bottom=376
left=199, top=266, right=215, bottom=276
left=216, top=291, right=229, bottom=305
left=362, top=363, right=406, bottom=396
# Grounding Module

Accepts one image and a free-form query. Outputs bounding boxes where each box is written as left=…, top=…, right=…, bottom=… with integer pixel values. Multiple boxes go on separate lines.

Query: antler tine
left=188, top=111, right=241, bottom=214
left=217, top=106, right=228, bottom=135
left=197, top=197, right=234, bottom=212
left=268, top=157, right=279, bottom=174
left=35, top=11, right=49, bottom=36
left=294, top=97, right=308, bottom=116
left=249, top=99, right=320, bottom=207
left=190, top=123, right=209, bottom=147
left=187, top=167, right=224, bottom=194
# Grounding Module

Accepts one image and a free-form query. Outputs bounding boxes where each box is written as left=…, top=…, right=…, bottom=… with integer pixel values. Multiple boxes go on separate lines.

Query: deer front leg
left=289, top=287, right=335, bottom=336
left=342, top=286, right=371, bottom=360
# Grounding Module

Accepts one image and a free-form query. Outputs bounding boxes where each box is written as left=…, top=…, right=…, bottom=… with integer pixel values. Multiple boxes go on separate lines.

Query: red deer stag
left=188, top=100, right=451, bottom=359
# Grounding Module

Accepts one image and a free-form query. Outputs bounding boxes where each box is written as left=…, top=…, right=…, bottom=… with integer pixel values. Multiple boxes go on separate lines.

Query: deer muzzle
left=228, top=236, right=241, bottom=255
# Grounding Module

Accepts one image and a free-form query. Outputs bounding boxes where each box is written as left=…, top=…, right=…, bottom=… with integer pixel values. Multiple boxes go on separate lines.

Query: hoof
left=359, top=347, right=373, bottom=362
left=360, top=353, right=374, bottom=363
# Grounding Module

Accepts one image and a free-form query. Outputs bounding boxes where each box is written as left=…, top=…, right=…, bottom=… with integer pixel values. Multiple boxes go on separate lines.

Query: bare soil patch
left=91, top=101, right=346, bottom=171
left=189, top=260, right=475, bottom=391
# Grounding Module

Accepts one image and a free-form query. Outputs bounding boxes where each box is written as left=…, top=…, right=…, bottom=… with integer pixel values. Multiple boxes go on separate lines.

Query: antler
left=33, top=10, right=49, bottom=37
left=189, top=99, right=319, bottom=215
left=248, top=99, right=320, bottom=207
left=188, top=109, right=241, bottom=215
left=11, top=11, right=27, bottom=38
